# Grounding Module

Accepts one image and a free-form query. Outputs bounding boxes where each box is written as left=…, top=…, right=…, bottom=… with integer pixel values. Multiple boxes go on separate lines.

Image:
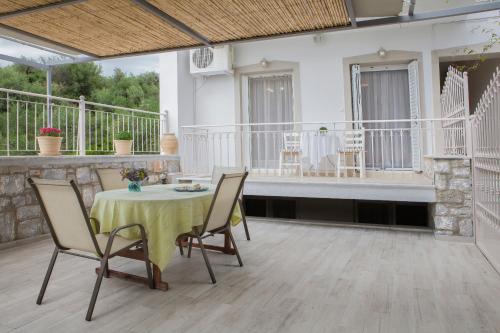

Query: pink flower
left=39, top=127, right=63, bottom=137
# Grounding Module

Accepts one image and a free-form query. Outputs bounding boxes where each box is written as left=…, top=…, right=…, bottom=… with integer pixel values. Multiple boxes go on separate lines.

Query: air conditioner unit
left=189, top=45, right=233, bottom=76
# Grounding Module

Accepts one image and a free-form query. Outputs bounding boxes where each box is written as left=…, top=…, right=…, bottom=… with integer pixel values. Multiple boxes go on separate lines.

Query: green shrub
left=116, top=131, right=133, bottom=140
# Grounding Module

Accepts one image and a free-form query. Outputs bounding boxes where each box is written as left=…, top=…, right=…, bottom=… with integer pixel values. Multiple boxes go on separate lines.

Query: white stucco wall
left=160, top=12, right=499, bottom=129
left=159, top=51, right=194, bottom=136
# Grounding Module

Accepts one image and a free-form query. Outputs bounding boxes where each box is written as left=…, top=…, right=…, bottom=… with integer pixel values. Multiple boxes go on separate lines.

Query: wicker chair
left=28, top=178, right=153, bottom=321
left=186, top=172, right=248, bottom=284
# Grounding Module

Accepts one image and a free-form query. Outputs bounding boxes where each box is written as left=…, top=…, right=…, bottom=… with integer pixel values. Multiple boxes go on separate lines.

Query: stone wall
left=425, top=156, right=473, bottom=237
left=0, top=155, right=180, bottom=244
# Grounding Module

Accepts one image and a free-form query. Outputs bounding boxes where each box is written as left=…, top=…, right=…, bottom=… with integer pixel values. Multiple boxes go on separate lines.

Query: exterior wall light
left=377, top=47, right=387, bottom=58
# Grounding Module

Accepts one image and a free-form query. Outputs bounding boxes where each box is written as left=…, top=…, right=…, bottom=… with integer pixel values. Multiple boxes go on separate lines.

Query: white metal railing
left=0, top=88, right=166, bottom=156
left=440, top=66, right=469, bottom=156
left=472, top=67, right=500, bottom=238
left=180, top=118, right=466, bottom=176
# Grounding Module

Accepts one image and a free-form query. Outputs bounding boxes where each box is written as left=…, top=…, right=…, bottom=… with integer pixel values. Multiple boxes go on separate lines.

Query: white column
left=160, top=51, right=194, bottom=136
left=160, top=52, right=179, bottom=136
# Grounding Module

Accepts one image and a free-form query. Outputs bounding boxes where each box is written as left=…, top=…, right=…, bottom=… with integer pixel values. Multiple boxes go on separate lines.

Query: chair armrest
left=100, top=224, right=148, bottom=258
left=110, top=223, right=146, bottom=239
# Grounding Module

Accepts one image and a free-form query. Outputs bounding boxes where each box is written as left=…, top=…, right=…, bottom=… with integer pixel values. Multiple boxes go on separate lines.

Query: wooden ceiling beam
left=0, top=23, right=99, bottom=58
left=0, top=0, right=87, bottom=20
left=131, top=0, right=212, bottom=47
left=345, top=0, right=357, bottom=27
left=0, top=53, right=48, bottom=69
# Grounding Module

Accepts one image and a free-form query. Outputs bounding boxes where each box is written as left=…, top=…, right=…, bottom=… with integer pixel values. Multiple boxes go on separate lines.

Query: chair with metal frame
left=96, top=168, right=127, bottom=191
left=186, top=172, right=248, bottom=284
left=28, top=178, right=154, bottom=321
left=211, top=166, right=251, bottom=241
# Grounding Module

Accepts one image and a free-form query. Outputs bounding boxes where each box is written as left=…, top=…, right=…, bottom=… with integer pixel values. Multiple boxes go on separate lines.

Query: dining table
left=90, top=183, right=242, bottom=290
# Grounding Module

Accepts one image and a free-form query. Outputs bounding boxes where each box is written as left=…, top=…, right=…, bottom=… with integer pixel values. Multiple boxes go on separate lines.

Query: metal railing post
left=78, top=95, right=86, bottom=156
left=160, top=110, right=169, bottom=155
left=463, top=72, right=473, bottom=158
left=46, top=67, right=52, bottom=127
left=6, top=92, right=10, bottom=156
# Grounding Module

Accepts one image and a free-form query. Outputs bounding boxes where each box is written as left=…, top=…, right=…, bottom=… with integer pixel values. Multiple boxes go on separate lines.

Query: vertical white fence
left=0, top=88, right=163, bottom=155
left=181, top=119, right=463, bottom=176
left=472, top=67, right=500, bottom=269
left=440, top=66, right=469, bottom=156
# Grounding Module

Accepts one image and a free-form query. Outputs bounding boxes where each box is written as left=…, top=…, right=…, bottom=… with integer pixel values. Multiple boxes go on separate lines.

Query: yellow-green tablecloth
left=90, top=184, right=241, bottom=270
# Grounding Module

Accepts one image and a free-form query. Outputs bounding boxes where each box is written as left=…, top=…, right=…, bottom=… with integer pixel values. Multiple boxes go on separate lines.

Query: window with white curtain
left=245, top=73, right=294, bottom=169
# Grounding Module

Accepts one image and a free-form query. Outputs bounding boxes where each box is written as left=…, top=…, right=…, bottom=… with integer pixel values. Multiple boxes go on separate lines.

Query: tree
left=0, top=63, right=159, bottom=112
left=52, top=62, right=104, bottom=98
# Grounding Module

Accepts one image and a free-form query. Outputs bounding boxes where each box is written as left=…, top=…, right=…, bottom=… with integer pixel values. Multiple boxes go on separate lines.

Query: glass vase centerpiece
left=120, top=168, right=148, bottom=192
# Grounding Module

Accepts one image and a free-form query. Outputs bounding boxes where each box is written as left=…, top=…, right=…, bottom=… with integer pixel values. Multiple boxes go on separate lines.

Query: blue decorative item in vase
left=128, top=180, right=142, bottom=192
left=121, top=168, right=148, bottom=193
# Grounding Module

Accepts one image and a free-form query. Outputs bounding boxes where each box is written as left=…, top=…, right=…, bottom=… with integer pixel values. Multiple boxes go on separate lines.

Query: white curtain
left=361, top=70, right=412, bottom=169
left=248, top=74, right=293, bottom=169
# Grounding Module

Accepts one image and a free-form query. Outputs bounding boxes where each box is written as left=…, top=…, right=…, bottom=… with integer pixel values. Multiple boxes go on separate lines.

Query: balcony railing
left=0, top=88, right=166, bottom=156
left=181, top=118, right=467, bottom=176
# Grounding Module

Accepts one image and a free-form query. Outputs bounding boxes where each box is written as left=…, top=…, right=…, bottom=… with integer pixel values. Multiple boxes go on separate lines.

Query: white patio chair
left=96, top=168, right=127, bottom=191
left=28, top=178, right=153, bottom=321
left=279, top=132, right=304, bottom=177
left=211, top=166, right=251, bottom=241
left=337, top=129, right=366, bottom=178
left=185, top=172, right=248, bottom=284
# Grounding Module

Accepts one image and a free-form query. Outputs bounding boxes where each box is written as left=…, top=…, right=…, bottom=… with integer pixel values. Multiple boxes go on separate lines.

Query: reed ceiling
left=0, top=0, right=350, bottom=57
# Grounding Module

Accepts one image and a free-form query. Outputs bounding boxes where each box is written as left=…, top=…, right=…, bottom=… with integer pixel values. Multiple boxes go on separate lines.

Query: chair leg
left=141, top=240, right=154, bottom=290
left=337, top=153, right=341, bottom=178
left=178, top=238, right=184, bottom=256
left=36, top=247, right=59, bottom=305
left=196, top=236, right=216, bottom=284
left=103, top=264, right=110, bottom=278
left=299, top=156, right=304, bottom=178
left=359, top=152, right=366, bottom=178
left=228, top=230, right=243, bottom=267
left=279, top=153, right=283, bottom=176
left=239, top=199, right=250, bottom=241
left=187, top=237, right=193, bottom=258
left=86, top=258, right=108, bottom=321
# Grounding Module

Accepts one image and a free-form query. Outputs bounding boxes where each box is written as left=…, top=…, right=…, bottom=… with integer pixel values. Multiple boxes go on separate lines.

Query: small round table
left=90, top=184, right=241, bottom=290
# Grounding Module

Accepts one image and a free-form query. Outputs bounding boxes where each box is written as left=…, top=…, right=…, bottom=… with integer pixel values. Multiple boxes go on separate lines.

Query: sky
left=0, top=38, right=160, bottom=76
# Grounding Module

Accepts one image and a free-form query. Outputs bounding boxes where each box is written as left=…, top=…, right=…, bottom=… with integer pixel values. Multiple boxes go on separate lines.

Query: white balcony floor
left=183, top=171, right=435, bottom=203
left=243, top=171, right=435, bottom=202
left=1, top=220, right=500, bottom=333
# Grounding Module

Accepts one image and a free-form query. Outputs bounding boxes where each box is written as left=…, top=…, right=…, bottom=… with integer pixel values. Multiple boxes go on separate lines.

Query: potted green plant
left=114, top=131, right=133, bottom=155
left=37, top=127, right=63, bottom=156
left=319, top=126, right=328, bottom=135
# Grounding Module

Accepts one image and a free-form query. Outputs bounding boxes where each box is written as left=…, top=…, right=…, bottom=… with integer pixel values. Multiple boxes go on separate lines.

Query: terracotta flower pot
left=114, top=140, right=133, bottom=155
left=37, top=136, right=62, bottom=156
left=160, top=133, right=178, bottom=155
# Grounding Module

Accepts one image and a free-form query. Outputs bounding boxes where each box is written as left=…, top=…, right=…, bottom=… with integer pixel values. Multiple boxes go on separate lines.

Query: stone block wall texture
left=0, top=156, right=180, bottom=243
left=426, top=157, right=473, bottom=237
